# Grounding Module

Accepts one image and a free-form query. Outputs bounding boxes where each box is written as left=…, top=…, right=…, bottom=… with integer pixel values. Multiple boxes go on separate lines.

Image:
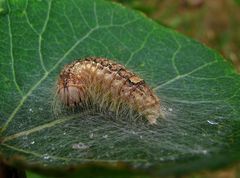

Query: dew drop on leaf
left=72, top=142, right=89, bottom=150
left=202, top=150, right=208, bottom=155
left=103, top=135, right=108, bottom=139
left=89, top=133, right=94, bottom=139
left=30, top=141, right=35, bottom=145
left=207, top=120, right=218, bottom=125
left=43, top=154, right=50, bottom=160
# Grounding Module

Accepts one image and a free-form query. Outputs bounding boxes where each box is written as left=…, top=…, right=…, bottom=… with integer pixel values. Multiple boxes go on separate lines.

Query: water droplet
left=30, top=141, right=35, bottom=145
left=29, top=108, right=33, bottom=112
left=202, top=150, right=208, bottom=154
left=89, top=133, right=94, bottom=139
left=72, top=142, right=89, bottom=150
left=43, top=154, right=50, bottom=160
left=132, top=131, right=136, bottom=135
left=103, top=135, right=108, bottom=139
left=207, top=120, right=218, bottom=125
left=159, top=158, right=164, bottom=161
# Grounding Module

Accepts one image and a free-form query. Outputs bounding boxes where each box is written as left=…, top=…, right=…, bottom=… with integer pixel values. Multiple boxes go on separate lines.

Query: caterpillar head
left=57, top=70, right=85, bottom=107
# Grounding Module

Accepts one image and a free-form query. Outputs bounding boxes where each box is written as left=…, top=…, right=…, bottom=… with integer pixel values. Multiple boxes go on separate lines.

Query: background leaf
left=0, top=0, right=240, bottom=177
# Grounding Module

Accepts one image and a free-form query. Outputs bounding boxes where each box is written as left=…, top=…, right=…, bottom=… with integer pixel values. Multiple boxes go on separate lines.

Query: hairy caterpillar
left=56, top=57, right=162, bottom=124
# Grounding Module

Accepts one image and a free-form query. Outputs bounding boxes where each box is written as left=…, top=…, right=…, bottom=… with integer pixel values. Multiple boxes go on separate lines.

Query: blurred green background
left=113, top=0, right=240, bottom=72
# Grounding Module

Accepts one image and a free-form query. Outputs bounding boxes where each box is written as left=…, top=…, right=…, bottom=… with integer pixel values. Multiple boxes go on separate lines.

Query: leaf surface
left=0, top=0, right=240, bottom=176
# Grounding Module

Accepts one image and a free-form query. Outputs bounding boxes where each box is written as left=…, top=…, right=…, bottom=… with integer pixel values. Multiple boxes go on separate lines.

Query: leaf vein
left=125, top=27, right=156, bottom=66
left=1, top=143, right=146, bottom=162
left=1, top=143, right=71, bottom=161
left=7, top=1, right=23, bottom=96
left=38, top=0, right=52, bottom=73
left=24, top=0, right=39, bottom=35
left=71, top=0, right=91, bottom=29
left=171, top=34, right=181, bottom=75
left=93, top=1, right=98, bottom=26
left=0, top=27, right=97, bottom=134
left=2, top=114, right=78, bottom=142
left=153, top=60, right=218, bottom=91
left=63, top=4, right=77, bottom=40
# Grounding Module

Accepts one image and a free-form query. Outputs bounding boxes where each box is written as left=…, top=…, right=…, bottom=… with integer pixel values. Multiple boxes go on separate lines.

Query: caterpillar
left=56, top=57, right=162, bottom=124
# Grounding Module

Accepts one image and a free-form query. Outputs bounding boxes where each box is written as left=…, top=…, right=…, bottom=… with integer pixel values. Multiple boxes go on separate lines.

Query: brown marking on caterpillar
left=56, top=57, right=162, bottom=124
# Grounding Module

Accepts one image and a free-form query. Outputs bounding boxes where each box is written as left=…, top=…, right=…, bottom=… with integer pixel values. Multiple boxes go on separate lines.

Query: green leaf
left=235, top=0, right=240, bottom=6
left=0, top=0, right=240, bottom=177
left=0, top=0, right=7, bottom=15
